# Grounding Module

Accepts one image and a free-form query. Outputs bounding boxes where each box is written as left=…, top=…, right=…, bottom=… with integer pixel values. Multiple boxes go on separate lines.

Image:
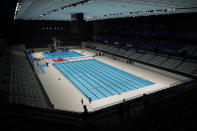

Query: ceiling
left=15, top=0, right=197, bottom=21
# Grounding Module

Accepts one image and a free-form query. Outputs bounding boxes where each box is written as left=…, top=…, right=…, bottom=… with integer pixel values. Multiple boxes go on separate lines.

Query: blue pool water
left=54, top=59, right=154, bottom=101
left=43, top=51, right=83, bottom=59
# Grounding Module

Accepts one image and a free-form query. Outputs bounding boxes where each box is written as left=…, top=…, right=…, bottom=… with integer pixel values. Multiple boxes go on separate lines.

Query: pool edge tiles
left=53, top=59, right=154, bottom=101
left=43, top=51, right=84, bottom=59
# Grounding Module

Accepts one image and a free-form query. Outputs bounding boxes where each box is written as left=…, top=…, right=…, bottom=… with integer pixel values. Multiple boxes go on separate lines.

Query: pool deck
left=31, top=49, right=191, bottom=112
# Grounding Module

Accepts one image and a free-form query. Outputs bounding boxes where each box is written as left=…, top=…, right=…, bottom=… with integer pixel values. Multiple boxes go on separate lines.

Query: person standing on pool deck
left=83, top=105, right=88, bottom=126
left=81, top=98, right=84, bottom=105
left=46, top=62, right=48, bottom=67
left=89, top=97, right=92, bottom=104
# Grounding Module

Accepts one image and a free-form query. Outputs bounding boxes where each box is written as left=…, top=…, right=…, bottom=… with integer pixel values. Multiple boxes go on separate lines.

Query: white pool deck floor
left=31, top=49, right=191, bottom=112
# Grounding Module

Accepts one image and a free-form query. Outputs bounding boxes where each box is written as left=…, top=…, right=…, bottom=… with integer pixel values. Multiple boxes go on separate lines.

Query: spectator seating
left=138, top=40, right=157, bottom=50
left=148, top=55, right=168, bottom=66
left=193, top=50, right=197, bottom=57
left=123, top=49, right=136, bottom=57
left=0, top=46, right=52, bottom=108
left=107, top=46, right=119, bottom=54
left=9, top=49, right=50, bottom=107
left=139, top=52, right=155, bottom=63
left=86, top=42, right=197, bottom=77
left=98, top=35, right=187, bottom=55
left=192, top=70, right=197, bottom=76
left=116, top=48, right=127, bottom=56
left=160, top=57, right=183, bottom=70
left=178, top=43, right=197, bottom=55
left=0, top=44, right=11, bottom=103
left=163, top=41, right=183, bottom=52
left=129, top=52, right=144, bottom=60
left=175, top=60, right=197, bottom=74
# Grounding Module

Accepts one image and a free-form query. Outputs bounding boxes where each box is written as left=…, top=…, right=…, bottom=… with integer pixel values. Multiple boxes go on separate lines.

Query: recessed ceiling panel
left=15, top=0, right=197, bottom=21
